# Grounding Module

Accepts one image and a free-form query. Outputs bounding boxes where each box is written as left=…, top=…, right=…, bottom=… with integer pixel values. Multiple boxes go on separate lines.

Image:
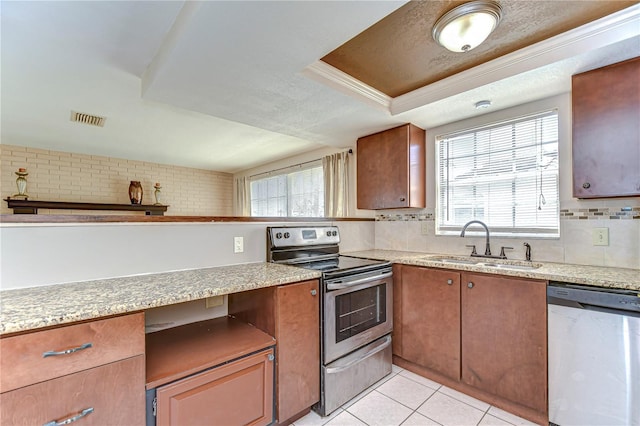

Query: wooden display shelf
left=3, top=199, right=168, bottom=216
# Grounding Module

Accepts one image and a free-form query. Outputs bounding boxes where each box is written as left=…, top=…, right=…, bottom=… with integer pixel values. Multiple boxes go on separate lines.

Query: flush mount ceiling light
left=475, top=100, right=492, bottom=109
left=432, top=1, right=503, bottom=53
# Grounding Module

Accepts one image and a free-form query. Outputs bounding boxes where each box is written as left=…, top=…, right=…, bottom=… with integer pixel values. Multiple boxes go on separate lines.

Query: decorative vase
left=129, top=181, right=143, bottom=204
left=13, top=168, right=29, bottom=199
left=153, top=183, right=162, bottom=205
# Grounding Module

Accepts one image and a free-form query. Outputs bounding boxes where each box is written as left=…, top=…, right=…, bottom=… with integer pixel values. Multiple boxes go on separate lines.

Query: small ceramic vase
left=129, top=181, right=143, bottom=204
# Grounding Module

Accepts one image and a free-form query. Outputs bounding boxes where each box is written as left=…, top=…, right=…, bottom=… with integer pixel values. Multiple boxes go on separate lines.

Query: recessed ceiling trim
left=302, top=60, right=392, bottom=112
left=391, top=3, right=640, bottom=115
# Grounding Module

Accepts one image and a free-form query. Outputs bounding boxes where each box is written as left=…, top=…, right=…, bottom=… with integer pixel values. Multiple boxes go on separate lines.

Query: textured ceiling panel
left=322, top=0, right=638, bottom=97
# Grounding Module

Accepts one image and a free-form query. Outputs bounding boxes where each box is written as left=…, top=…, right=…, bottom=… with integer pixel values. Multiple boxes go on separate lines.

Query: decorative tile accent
left=376, top=206, right=639, bottom=221
left=559, top=206, right=639, bottom=220
left=376, top=210, right=435, bottom=221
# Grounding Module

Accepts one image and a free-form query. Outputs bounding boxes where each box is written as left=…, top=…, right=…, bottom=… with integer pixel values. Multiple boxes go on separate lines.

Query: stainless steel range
left=267, top=226, right=393, bottom=416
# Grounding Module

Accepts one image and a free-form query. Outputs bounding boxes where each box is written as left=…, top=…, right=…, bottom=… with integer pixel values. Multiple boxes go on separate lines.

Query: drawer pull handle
left=43, top=407, right=94, bottom=426
left=43, top=342, right=92, bottom=358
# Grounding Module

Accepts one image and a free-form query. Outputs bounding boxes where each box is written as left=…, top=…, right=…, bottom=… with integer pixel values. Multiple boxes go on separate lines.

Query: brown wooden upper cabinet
left=357, top=123, right=425, bottom=209
left=572, top=57, right=640, bottom=198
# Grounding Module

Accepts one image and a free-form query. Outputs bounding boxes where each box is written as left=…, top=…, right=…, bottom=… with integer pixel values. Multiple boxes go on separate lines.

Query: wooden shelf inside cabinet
left=3, top=198, right=168, bottom=215
left=145, top=316, right=275, bottom=390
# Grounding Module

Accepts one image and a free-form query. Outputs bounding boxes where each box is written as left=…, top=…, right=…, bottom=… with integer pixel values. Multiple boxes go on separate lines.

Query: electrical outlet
left=592, top=227, right=609, bottom=246
left=234, top=236, right=244, bottom=253
left=421, top=222, right=429, bottom=235
left=205, top=296, right=224, bottom=308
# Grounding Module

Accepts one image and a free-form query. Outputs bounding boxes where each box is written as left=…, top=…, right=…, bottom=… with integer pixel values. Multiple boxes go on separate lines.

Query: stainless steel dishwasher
left=548, top=281, right=640, bottom=426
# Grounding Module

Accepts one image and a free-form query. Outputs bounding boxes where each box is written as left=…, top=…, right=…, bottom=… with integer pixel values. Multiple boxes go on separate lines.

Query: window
left=436, top=110, right=559, bottom=237
left=250, top=164, right=324, bottom=217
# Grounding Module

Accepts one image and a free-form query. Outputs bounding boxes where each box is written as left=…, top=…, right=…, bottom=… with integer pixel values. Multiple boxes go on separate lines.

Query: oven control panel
left=268, top=226, right=340, bottom=248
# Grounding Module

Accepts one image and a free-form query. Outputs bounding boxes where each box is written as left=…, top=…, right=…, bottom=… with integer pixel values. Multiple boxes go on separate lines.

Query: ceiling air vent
left=70, top=111, right=106, bottom=127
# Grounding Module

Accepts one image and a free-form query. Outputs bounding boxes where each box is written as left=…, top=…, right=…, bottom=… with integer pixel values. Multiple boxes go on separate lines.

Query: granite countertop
left=0, top=263, right=321, bottom=335
left=344, top=250, right=640, bottom=291
left=3, top=251, right=638, bottom=336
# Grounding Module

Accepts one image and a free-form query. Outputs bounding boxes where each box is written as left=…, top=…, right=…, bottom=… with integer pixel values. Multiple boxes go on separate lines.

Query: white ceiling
left=2, top=1, right=639, bottom=174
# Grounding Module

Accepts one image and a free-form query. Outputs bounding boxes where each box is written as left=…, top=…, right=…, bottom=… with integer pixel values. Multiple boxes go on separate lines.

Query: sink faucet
left=460, top=220, right=491, bottom=256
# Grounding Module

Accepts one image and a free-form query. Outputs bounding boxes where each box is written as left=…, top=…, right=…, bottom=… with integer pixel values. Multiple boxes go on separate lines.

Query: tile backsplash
left=374, top=204, right=640, bottom=270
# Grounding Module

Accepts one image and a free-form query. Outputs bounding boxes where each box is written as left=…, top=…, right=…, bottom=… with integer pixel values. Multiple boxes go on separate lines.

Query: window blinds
left=436, top=110, right=559, bottom=237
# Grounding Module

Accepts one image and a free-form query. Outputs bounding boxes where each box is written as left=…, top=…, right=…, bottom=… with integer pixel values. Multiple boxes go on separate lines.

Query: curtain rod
left=248, top=149, right=352, bottom=179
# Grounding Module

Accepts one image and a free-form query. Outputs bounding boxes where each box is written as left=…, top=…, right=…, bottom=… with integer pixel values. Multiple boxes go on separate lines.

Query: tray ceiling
left=323, top=1, right=637, bottom=97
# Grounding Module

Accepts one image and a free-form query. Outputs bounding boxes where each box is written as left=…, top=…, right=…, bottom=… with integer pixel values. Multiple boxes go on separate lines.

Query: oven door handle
left=325, top=335, right=392, bottom=374
left=326, top=272, right=392, bottom=290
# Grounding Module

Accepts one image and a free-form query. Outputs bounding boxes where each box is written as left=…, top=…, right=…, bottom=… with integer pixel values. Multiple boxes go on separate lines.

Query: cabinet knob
left=400, top=197, right=406, bottom=202
left=468, top=282, right=474, bottom=289
left=582, top=182, right=591, bottom=189
left=310, top=289, right=317, bottom=296
left=447, top=279, right=453, bottom=285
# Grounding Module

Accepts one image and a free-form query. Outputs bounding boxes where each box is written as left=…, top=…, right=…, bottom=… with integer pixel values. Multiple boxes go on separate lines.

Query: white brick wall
left=1, top=145, right=233, bottom=216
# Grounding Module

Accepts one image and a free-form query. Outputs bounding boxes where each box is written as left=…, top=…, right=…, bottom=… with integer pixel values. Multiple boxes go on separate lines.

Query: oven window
left=335, top=283, right=386, bottom=343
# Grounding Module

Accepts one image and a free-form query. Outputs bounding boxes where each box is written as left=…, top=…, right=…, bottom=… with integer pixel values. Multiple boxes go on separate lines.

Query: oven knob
left=332, top=231, right=338, bottom=236
left=284, top=232, right=290, bottom=239
left=275, top=232, right=282, bottom=239
left=326, top=231, right=331, bottom=237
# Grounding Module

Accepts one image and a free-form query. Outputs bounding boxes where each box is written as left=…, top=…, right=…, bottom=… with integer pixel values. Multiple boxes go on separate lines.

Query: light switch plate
left=592, top=227, right=609, bottom=246
left=421, top=222, right=429, bottom=235
left=234, top=236, right=244, bottom=253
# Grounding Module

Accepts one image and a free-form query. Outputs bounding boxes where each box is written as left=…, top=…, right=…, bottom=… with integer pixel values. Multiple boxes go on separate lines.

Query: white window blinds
left=250, top=164, right=324, bottom=217
left=436, top=110, right=559, bottom=237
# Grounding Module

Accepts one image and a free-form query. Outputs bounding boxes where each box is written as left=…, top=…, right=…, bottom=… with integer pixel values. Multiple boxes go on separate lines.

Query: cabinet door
left=156, top=349, right=274, bottom=426
left=1, top=355, right=145, bottom=426
left=400, top=266, right=461, bottom=381
left=572, top=57, right=640, bottom=198
left=461, top=273, right=547, bottom=413
left=275, top=280, right=320, bottom=422
left=357, top=124, right=425, bottom=209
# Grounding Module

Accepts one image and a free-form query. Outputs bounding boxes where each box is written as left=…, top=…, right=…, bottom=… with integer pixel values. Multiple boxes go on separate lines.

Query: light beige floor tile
left=479, top=413, right=514, bottom=425
left=438, top=385, right=491, bottom=411
left=346, top=390, right=413, bottom=426
left=376, top=374, right=437, bottom=409
left=400, top=412, right=441, bottom=425
left=324, top=410, right=368, bottom=426
left=398, top=369, right=442, bottom=390
left=417, top=392, right=485, bottom=426
left=392, top=363, right=405, bottom=374
left=487, top=407, right=538, bottom=425
left=293, top=408, right=343, bottom=426
left=341, top=386, right=375, bottom=410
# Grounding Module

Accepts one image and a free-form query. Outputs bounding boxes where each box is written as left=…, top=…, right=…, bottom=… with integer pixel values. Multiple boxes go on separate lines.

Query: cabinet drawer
left=0, top=313, right=144, bottom=392
left=0, top=355, right=145, bottom=426
left=156, top=348, right=274, bottom=426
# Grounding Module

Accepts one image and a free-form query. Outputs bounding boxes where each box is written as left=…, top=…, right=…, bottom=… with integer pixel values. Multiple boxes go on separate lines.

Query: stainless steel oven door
left=323, top=268, right=393, bottom=364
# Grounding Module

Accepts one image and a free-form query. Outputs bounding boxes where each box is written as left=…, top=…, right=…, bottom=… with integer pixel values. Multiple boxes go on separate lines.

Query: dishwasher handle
left=548, top=294, right=640, bottom=318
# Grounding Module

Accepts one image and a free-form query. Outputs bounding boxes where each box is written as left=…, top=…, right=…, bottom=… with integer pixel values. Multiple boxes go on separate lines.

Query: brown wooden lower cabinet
left=398, top=265, right=461, bottom=381
left=0, top=355, right=145, bottom=426
left=461, top=272, right=547, bottom=414
left=393, top=265, right=548, bottom=424
left=229, top=279, right=320, bottom=424
left=145, top=316, right=276, bottom=426
left=156, top=349, right=274, bottom=426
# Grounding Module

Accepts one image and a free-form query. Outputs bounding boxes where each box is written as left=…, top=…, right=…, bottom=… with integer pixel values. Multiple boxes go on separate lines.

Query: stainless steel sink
left=425, top=256, right=542, bottom=271
left=428, top=257, right=479, bottom=265
left=481, top=263, right=541, bottom=271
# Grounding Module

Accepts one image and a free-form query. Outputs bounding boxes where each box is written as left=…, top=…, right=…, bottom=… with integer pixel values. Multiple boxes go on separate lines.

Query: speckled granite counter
left=0, top=263, right=320, bottom=335
left=344, top=250, right=640, bottom=291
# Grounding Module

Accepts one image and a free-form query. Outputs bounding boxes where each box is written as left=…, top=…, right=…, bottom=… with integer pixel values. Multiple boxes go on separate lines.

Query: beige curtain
left=234, top=176, right=251, bottom=216
left=323, top=151, right=350, bottom=217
